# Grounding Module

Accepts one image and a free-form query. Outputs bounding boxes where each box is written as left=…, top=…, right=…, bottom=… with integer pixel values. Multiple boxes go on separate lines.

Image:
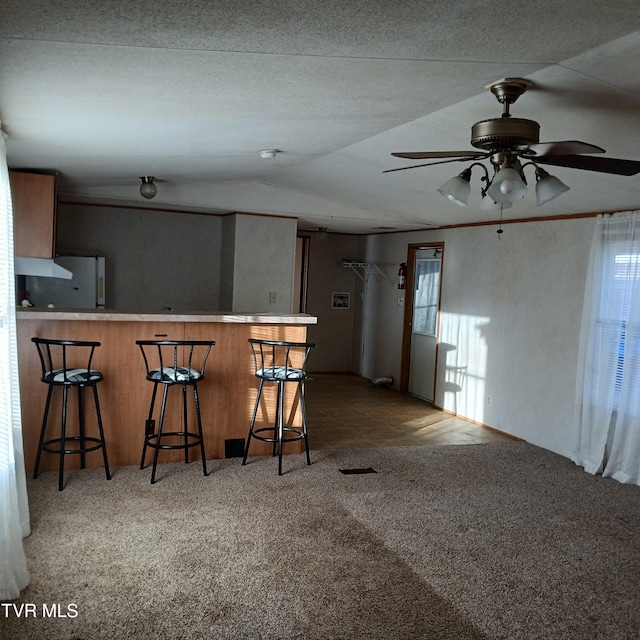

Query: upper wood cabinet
left=10, top=171, right=57, bottom=258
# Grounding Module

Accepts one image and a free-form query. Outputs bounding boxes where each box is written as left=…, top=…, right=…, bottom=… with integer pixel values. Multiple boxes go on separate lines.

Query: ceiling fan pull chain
left=497, top=205, right=504, bottom=237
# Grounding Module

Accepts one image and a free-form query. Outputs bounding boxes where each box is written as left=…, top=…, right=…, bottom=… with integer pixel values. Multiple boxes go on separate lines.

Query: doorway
left=401, top=244, right=443, bottom=402
left=293, top=235, right=310, bottom=312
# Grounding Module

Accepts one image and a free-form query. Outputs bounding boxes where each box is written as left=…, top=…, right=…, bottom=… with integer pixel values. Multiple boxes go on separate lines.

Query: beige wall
left=360, top=216, right=595, bottom=458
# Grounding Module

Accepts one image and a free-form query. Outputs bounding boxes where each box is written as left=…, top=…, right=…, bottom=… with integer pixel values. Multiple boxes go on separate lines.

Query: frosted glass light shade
left=140, top=176, right=157, bottom=199
left=486, top=167, right=527, bottom=203
left=437, top=172, right=471, bottom=206
left=481, top=194, right=513, bottom=210
left=535, top=171, right=569, bottom=205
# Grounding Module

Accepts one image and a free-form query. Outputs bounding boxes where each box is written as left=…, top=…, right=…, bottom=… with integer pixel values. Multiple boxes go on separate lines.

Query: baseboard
left=434, top=405, right=524, bottom=441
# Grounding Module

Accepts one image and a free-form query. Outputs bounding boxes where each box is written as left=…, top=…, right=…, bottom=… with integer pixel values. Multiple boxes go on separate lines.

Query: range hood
left=14, top=257, right=73, bottom=279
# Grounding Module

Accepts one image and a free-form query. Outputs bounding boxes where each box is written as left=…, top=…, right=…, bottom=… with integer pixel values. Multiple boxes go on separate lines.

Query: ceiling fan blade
left=391, top=151, right=487, bottom=160
left=522, top=140, right=606, bottom=157
left=383, top=156, right=489, bottom=173
left=535, top=155, right=640, bottom=176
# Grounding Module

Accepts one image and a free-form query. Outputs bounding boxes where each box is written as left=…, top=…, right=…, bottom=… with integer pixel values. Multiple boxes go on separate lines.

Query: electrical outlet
left=269, top=291, right=277, bottom=303
left=487, top=396, right=492, bottom=406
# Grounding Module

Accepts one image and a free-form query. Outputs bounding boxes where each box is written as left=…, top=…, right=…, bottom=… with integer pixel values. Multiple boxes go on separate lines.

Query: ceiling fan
left=385, top=78, right=640, bottom=208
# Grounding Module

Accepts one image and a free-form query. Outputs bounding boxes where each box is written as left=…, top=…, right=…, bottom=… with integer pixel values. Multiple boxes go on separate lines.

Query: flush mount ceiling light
left=316, top=227, right=328, bottom=240
left=259, top=149, right=279, bottom=159
left=139, top=176, right=157, bottom=199
left=385, top=77, right=640, bottom=209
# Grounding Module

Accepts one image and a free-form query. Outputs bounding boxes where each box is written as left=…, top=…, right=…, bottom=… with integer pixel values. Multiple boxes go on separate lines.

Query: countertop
left=16, top=308, right=318, bottom=324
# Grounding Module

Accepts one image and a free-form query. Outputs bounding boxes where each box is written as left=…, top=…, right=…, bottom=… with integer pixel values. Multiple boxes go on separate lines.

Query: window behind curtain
left=574, top=212, right=640, bottom=484
left=602, top=239, right=640, bottom=410
left=0, top=127, right=31, bottom=600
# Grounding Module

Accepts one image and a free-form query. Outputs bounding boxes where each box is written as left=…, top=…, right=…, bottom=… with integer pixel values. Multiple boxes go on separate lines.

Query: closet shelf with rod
left=342, top=260, right=395, bottom=284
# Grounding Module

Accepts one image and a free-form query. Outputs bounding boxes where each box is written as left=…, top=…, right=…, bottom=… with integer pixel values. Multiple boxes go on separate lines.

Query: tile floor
left=304, top=372, right=515, bottom=450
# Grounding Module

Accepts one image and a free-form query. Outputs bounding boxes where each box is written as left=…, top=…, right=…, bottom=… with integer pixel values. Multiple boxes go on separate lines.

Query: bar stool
left=32, top=337, right=111, bottom=491
left=243, top=338, right=315, bottom=475
left=136, top=340, right=215, bottom=484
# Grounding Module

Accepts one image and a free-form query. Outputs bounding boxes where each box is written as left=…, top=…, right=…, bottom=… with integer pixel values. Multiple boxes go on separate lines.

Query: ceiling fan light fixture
left=316, top=227, right=328, bottom=240
left=481, top=194, right=512, bottom=211
left=139, top=176, right=157, bottom=199
left=437, top=168, right=472, bottom=206
left=387, top=78, right=640, bottom=214
left=486, top=167, right=527, bottom=203
left=534, top=167, right=569, bottom=205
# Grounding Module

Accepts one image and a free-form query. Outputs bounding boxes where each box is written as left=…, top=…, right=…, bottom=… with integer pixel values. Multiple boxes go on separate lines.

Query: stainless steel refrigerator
left=25, top=256, right=106, bottom=308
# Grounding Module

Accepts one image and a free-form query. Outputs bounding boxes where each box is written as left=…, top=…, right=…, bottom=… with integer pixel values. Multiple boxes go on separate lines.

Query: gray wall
left=56, top=204, right=298, bottom=314
left=229, top=214, right=297, bottom=313
left=219, top=214, right=236, bottom=311
left=304, top=232, right=366, bottom=372
left=57, top=203, right=222, bottom=311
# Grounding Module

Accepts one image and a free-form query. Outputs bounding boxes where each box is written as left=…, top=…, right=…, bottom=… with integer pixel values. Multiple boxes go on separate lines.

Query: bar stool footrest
left=41, top=436, right=107, bottom=456
left=144, top=431, right=204, bottom=450
left=251, top=426, right=307, bottom=444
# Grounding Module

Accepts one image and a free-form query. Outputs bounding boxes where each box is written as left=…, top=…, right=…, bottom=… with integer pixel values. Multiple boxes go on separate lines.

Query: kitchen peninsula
left=17, top=308, right=317, bottom=473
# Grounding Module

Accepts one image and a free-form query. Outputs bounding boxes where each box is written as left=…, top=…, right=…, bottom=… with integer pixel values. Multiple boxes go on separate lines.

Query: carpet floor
left=4, top=441, right=640, bottom=639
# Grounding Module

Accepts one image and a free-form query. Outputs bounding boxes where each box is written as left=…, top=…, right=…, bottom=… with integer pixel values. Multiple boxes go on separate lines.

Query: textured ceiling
left=1, top=1, right=640, bottom=233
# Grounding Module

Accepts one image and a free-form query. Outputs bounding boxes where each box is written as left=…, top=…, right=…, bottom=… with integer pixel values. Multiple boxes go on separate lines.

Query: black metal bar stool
left=243, top=338, right=315, bottom=475
left=32, top=337, right=111, bottom=491
left=136, top=340, right=215, bottom=484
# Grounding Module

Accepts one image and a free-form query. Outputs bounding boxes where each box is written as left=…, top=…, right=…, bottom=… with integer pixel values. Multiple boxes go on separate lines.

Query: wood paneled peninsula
left=17, top=309, right=317, bottom=473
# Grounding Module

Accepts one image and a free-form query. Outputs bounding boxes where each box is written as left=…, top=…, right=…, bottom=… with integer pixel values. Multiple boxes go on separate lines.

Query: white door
left=408, top=250, right=441, bottom=402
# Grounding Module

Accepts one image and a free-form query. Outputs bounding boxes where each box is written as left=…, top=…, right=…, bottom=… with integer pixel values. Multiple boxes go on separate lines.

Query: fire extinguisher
left=398, top=263, right=407, bottom=290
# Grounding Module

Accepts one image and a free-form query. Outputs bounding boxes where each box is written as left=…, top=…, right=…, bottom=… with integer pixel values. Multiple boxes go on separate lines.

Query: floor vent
left=224, top=438, right=245, bottom=458
left=339, top=467, right=377, bottom=475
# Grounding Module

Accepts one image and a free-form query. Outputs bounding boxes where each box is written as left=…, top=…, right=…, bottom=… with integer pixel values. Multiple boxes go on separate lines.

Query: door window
left=412, top=258, right=440, bottom=336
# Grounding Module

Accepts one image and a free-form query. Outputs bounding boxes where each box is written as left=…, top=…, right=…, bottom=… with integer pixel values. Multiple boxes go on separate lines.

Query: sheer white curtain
left=574, top=211, right=640, bottom=485
left=0, top=126, right=31, bottom=600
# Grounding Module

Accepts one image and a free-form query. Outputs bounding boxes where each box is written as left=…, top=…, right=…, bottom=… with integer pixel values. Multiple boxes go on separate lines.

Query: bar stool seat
left=243, top=338, right=315, bottom=475
left=32, top=337, right=111, bottom=491
left=136, top=340, right=215, bottom=484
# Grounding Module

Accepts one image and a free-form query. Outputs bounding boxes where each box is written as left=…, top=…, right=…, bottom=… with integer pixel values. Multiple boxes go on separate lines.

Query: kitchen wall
left=57, top=203, right=222, bottom=311
left=57, top=204, right=300, bottom=314
left=359, top=216, right=595, bottom=458
left=225, top=213, right=297, bottom=313
left=219, top=214, right=236, bottom=311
